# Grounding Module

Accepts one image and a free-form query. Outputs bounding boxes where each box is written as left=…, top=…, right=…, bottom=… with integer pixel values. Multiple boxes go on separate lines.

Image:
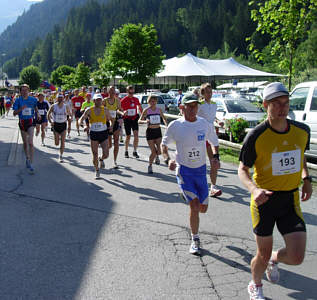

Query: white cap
left=263, top=82, right=289, bottom=101
left=93, top=93, right=103, bottom=100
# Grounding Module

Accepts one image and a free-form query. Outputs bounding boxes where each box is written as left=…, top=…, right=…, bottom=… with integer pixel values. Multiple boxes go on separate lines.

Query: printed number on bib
left=55, top=114, right=66, bottom=123
left=127, top=109, right=136, bottom=116
left=38, top=109, right=45, bottom=115
left=75, top=102, right=81, bottom=108
left=22, top=107, right=32, bottom=116
left=91, top=122, right=106, bottom=131
left=271, top=149, right=301, bottom=176
left=149, top=115, right=160, bottom=124
left=185, top=146, right=203, bottom=164
left=109, top=110, right=117, bottom=118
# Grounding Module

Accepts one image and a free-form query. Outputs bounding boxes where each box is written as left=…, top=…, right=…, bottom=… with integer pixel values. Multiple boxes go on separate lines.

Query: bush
left=225, top=117, right=249, bottom=143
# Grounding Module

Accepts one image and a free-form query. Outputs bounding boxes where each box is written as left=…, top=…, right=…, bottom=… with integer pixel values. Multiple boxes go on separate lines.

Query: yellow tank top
left=105, top=98, right=119, bottom=119
left=90, top=106, right=107, bottom=124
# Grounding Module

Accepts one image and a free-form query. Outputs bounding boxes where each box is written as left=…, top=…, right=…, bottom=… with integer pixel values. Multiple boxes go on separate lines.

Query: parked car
left=288, top=81, right=317, bottom=158
left=168, top=89, right=179, bottom=98
left=155, top=93, right=175, bottom=107
left=215, top=98, right=265, bottom=128
left=135, top=94, right=166, bottom=113
left=167, top=98, right=180, bottom=115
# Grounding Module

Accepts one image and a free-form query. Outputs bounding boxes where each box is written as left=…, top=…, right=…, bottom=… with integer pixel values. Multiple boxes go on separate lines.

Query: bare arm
left=161, top=144, right=176, bottom=171
left=301, top=156, right=312, bottom=201
left=138, top=107, right=148, bottom=124
left=238, top=161, right=272, bottom=206
left=160, top=108, right=168, bottom=126
left=47, top=105, right=54, bottom=123
left=79, top=107, right=91, bottom=125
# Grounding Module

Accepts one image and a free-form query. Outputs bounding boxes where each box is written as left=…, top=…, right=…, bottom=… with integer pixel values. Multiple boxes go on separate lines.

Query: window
left=310, top=88, right=317, bottom=111
left=290, top=87, right=309, bottom=111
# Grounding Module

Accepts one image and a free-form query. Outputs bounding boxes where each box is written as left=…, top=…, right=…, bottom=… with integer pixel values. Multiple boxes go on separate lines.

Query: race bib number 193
left=271, top=149, right=301, bottom=176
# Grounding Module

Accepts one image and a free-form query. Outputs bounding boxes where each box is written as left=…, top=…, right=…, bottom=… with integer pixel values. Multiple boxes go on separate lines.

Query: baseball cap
left=181, top=93, right=199, bottom=105
left=93, top=93, right=103, bottom=100
left=263, top=82, right=289, bottom=101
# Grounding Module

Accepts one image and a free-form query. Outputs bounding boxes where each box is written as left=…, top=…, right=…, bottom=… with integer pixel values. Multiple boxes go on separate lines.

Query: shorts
left=176, top=165, right=209, bottom=205
left=90, top=130, right=108, bottom=143
left=53, top=122, right=67, bottom=134
left=19, top=119, right=35, bottom=132
left=5, top=103, right=11, bottom=108
left=251, top=188, right=306, bottom=237
left=107, top=120, right=119, bottom=136
left=123, top=116, right=139, bottom=136
left=146, top=127, right=162, bottom=141
left=75, top=110, right=83, bottom=119
left=36, top=115, right=48, bottom=124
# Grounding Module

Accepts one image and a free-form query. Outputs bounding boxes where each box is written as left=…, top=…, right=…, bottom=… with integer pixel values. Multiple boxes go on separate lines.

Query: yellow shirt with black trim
left=239, top=119, right=310, bottom=191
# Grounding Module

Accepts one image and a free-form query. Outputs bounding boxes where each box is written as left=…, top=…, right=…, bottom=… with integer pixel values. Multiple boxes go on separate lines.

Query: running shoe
left=189, top=238, right=201, bottom=255
left=99, top=158, right=105, bottom=169
left=77, top=131, right=80, bottom=136
left=26, top=159, right=31, bottom=169
left=209, top=188, right=222, bottom=197
left=113, top=162, right=119, bottom=169
left=67, top=134, right=71, bottom=139
left=133, top=151, right=139, bottom=158
left=41, top=142, right=45, bottom=147
left=155, top=156, right=160, bottom=165
left=59, top=155, right=63, bottom=163
left=125, top=151, right=129, bottom=158
left=266, top=260, right=280, bottom=283
left=247, top=281, right=265, bottom=300
left=148, top=165, right=153, bottom=174
left=95, top=170, right=100, bottom=179
left=120, top=137, right=124, bottom=143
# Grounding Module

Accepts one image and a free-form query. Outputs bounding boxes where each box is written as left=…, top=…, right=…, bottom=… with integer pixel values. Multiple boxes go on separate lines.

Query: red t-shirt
left=101, top=92, right=109, bottom=99
left=121, top=96, right=141, bottom=120
left=71, top=96, right=84, bottom=110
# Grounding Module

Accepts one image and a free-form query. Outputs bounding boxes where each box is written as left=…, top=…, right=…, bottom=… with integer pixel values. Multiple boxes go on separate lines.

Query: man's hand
left=169, top=159, right=176, bottom=171
left=252, top=188, right=273, bottom=206
left=301, top=181, right=312, bottom=201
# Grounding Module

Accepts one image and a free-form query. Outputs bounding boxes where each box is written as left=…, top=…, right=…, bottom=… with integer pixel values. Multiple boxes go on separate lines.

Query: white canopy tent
left=151, top=53, right=284, bottom=85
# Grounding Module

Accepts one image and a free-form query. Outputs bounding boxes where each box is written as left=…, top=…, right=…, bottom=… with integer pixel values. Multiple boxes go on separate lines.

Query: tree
left=62, top=62, right=90, bottom=90
left=50, top=65, right=75, bottom=86
left=100, top=23, right=165, bottom=84
left=19, top=65, right=41, bottom=90
left=248, top=0, right=317, bottom=89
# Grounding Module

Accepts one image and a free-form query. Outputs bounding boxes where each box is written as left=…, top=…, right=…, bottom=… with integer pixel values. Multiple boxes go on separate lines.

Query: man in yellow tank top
left=79, top=94, right=114, bottom=179
left=238, top=82, right=312, bottom=300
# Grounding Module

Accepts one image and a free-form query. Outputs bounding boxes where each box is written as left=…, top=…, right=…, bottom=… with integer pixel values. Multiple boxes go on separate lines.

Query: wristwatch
left=302, top=176, right=313, bottom=183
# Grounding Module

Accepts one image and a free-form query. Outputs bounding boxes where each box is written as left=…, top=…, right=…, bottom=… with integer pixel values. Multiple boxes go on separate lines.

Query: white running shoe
left=266, top=260, right=280, bottom=283
left=95, top=170, right=100, bottom=179
left=67, top=134, right=71, bottom=139
left=59, top=155, right=63, bottom=163
left=113, top=162, right=118, bottom=169
left=247, top=281, right=265, bottom=300
left=189, top=238, right=201, bottom=255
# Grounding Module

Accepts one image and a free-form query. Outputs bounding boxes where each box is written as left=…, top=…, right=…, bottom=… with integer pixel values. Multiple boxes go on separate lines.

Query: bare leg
left=133, top=130, right=139, bottom=152
left=113, top=130, right=120, bottom=163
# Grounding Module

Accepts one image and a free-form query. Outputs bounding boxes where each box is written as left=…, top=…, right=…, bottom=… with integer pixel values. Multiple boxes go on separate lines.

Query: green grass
left=219, top=147, right=240, bottom=164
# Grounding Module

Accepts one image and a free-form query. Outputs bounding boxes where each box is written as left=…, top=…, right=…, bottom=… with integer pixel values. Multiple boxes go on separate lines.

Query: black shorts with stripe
left=251, top=188, right=306, bottom=237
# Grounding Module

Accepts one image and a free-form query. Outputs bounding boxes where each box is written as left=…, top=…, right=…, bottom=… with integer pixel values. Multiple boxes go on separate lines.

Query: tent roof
left=156, top=53, right=284, bottom=79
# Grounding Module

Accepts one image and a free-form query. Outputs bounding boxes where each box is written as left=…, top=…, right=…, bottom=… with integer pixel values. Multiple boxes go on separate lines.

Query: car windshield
left=224, top=99, right=261, bottom=113
left=160, top=94, right=173, bottom=100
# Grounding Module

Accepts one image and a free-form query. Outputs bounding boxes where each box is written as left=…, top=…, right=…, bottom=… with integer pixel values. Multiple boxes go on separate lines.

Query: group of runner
left=9, top=81, right=313, bottom=300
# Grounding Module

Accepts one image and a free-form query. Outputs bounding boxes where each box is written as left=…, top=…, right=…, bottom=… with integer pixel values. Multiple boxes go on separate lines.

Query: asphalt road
left=0, top=114, right=316, bottom=300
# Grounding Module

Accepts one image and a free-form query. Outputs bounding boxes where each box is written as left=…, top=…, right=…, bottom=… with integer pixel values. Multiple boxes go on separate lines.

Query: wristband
left=213, top=154, right=220, bottom=160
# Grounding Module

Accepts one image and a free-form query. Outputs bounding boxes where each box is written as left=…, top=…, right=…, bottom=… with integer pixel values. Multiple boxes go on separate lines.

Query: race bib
left=75, top=102, right=81, bottom=108
left=91, top=122, right=106, bottom=132
left=55, top=114, right=66, bottom=123
left=149, top=115, right=160, bottom=124
left=127, top=108, right=136, bottom=116
left=271, top=149, right=301, bottom=176
left=22, top=107, right=32, bottom=116
left=109, top=110, right=117, bottom=118
left=38, top=109, right=45, bottom=115
left=185, top=146, right=203, bottom=165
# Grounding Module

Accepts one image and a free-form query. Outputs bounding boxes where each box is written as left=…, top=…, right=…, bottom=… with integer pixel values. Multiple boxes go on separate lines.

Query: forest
left=2, top=0, right=317, bottom=86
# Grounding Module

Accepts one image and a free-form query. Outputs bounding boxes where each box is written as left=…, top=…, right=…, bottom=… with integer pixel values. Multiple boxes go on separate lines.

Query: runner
left=238, top=82, right=312, bottom=300
left=47, top=93, right=71, bottom=162
left=79, top=94, right=114, bottom=179
left=13, top=84, right=40, bottom=174
left=35, top=92, right=50, bottom=146
left=139, top=94, right=167, bottom=174
left=104, top=86, right=123, bottom=169
left=121, top=85, right=143, bottom=158
left=197, top=83, right=222, bottom=197
left=81, top=93, right=94, bottom=140
left=64, top=93, right=73, bottom=139
left=4, top=93, right=13, bottom=117
left=161, top=93, right=219, bottom=255
left=0, top=94, right=5, bottom=117
left=71, top=88, right=85, bottom=136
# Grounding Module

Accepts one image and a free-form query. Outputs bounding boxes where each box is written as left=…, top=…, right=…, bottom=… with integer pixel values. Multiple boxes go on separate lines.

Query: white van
left=288, top=81, right=317, bottom=158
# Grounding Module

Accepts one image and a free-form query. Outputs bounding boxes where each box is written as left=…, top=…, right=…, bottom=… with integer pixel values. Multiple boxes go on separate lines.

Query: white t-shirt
left=197, top=101, right=217, bottom=124
left=162, top=116, right=219, bottom=169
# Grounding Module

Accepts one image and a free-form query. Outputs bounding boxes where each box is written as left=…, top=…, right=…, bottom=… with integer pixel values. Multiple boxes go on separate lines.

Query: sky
left=0, top=0, right=44, bottom=34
